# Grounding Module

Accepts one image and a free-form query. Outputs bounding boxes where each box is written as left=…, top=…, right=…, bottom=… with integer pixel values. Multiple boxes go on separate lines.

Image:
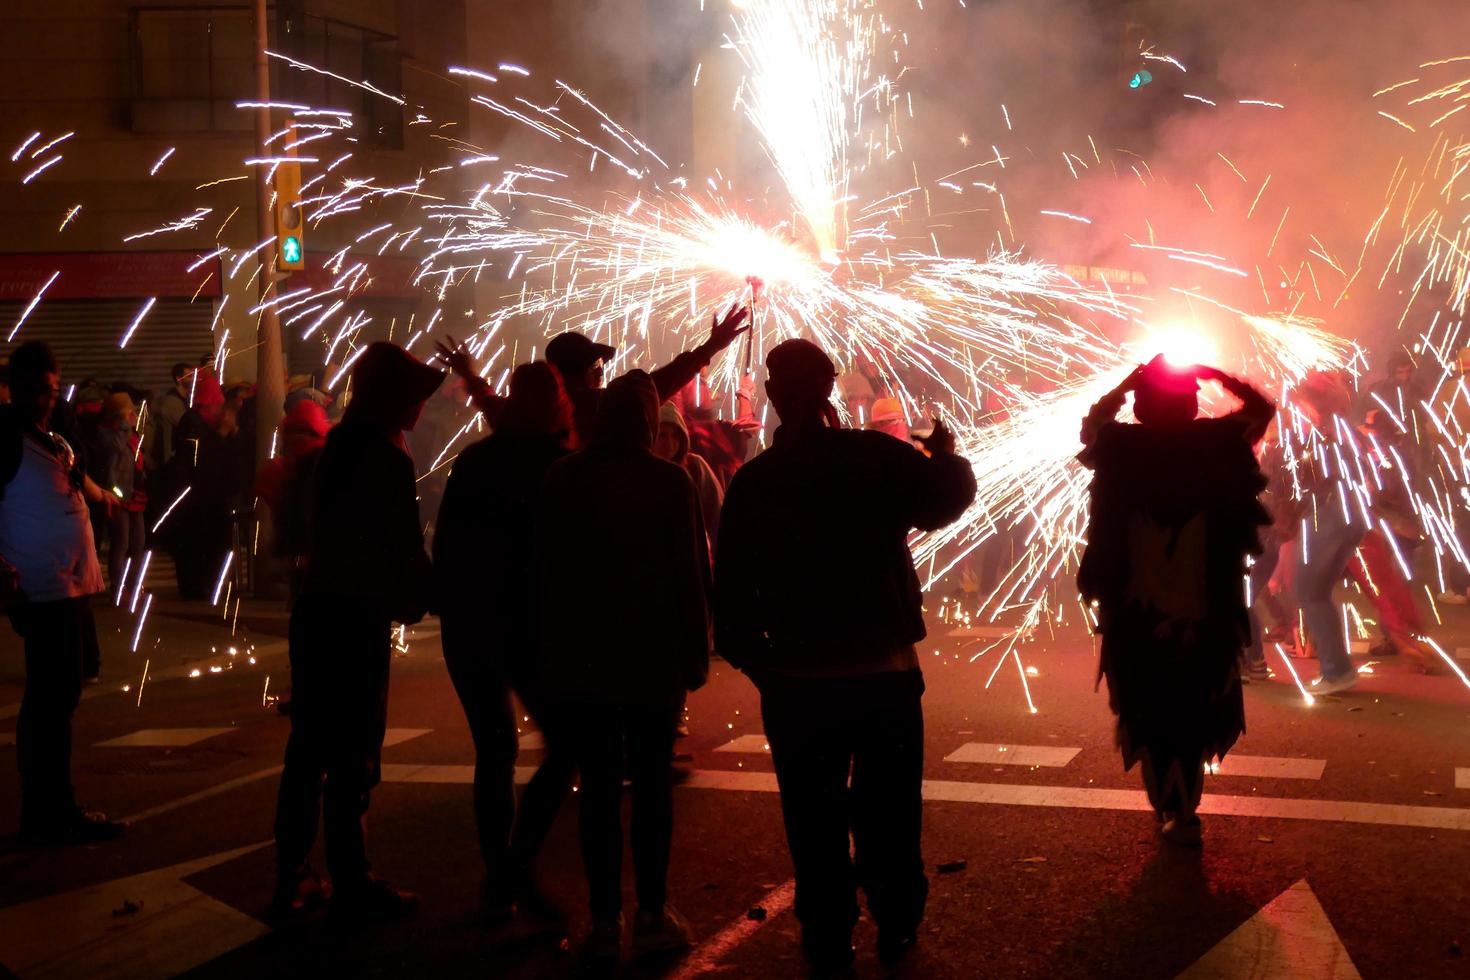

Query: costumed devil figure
left=1077, top=355, right=1273, bottom=846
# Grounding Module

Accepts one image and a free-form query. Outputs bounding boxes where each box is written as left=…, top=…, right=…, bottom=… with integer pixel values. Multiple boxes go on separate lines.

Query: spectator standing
left=715, top=339, right=976, bottom=971
left=536, top=371, right=712, bottom=959
left=93, top=392, right=147, bottom=601
left=271, top=342, right=442, bottom=922
left=0, top=342, right=125, bottom=844
left=435, top=361, right=578, bottom=920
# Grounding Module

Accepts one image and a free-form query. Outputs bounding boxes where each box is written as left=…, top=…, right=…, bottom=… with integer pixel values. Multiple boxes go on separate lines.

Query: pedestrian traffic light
left=273, top=156, right=306, bottom=273
left=1129, top=68, right=1154, bottom=90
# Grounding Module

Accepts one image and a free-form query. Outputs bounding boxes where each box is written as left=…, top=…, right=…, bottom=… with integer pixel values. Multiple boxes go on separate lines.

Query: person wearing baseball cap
left=436, top=303, right=750, bottom=446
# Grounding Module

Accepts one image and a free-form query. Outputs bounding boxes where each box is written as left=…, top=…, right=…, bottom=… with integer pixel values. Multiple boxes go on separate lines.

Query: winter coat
left=536, top=371, right=711, bottom=704
left=302, top=418, right=433, bottom=623
left=435, top=430, right=569, bottom=652
left=714, top=424, right=976, bottom=677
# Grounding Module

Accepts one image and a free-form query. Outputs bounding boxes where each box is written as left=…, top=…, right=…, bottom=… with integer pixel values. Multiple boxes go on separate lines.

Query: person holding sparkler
left=271, top=342, right=443, bottom=923
left=714, top=339, right=976, bottom=971
left=436, top=305, right=751, bottom=450
left=1079, top=355, right=1273, bottom=847
left=434, top=361, right=578, bottom=923
left=535, top=370, right=712, bottom=959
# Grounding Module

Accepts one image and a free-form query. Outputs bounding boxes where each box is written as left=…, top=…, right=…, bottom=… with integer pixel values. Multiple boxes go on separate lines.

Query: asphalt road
left=1, top=594, right=1468, bottom=979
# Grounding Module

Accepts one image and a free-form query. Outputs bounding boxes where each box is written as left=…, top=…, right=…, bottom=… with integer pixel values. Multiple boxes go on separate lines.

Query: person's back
left=436, top=429, right=567, bottom=642
left=538, top=376, right=709, bottom=704
left=712, top=339, right=975, bottom=972
left=717, top=425, right=974, bottom=676
left=534, top=370, right=709, bottom=957
left=304, top=417, right=431, bottom=621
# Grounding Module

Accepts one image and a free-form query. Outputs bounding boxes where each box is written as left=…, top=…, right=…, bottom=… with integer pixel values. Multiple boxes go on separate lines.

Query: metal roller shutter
left=0, top=298, right=216, bottom=399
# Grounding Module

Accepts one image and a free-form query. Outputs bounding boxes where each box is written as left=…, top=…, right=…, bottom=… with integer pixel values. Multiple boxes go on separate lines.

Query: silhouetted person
left=436, top=304, right=750, bottom=446
left=536, top=371, right=711, bottom=959
left=434, top=361, right=578, bottom=920
left=162, top=373, right=241, bottom=600
left=714, top=339, right=976, bottom=971
left=1078, top=356, right=1272, bottom=846
left=255, top=399, right=329, bottom=606
left=1289, top=370, right=1368, bottom=692
left=0, top=342, right=125, bottom=844
left=654, top=403, right=724, bottom=545
left=93, top=392, right=147, bottom=603
left=272, top=342, right=443, bottom=922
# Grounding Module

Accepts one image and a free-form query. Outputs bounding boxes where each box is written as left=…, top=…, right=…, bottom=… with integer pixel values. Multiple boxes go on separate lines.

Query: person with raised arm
left=1078, top=355, right=1273, bottom=847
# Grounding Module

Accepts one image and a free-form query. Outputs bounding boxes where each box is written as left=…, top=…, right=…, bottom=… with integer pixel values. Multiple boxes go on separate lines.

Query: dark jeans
left=566, top=701, right=681, bottom=921
left=11, top=597, right=87, bottom=826
left=273, top=595, right=392, bottom=888
left=108, top=507, right=146, bottom=602
left=441, top=613, right=576, bottom=889
left=760, top=669, right=928, bottom=947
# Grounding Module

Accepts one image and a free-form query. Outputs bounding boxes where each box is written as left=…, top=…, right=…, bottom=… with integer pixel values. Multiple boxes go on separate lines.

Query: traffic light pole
left=252, top=0, right=286, bottom=591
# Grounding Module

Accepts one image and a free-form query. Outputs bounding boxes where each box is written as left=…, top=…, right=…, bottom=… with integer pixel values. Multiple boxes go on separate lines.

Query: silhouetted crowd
left=4, top=315, right=1461, bottom=971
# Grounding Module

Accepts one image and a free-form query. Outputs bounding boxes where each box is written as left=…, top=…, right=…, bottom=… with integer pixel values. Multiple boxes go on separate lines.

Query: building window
left=130, top=6, right=403, bottom=148
left=283, top=15, right=404, bottom=150
left=130, top=7, right=255, bottom=133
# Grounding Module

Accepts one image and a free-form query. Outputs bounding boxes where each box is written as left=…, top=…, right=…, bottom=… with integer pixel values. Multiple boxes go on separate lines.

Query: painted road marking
left=944, top=742, right=1082, bottom=767
left=0, top=843, right=270, bottom=979
left=122, top=767, right=283, bottom=824
left=378, top=765, right=1470, bottom=832
left=670, top=879, right=796, bottom=979
left=380, top=728, right=431, bottom=748
left=96, top=727, right=232, bottom=748
left=1176, top=880, right=1360, bottom=979
left=715, top=734, right=770, bottom=753
left=518, top=730, right=545, bottom=750
left=1210, top=755, right=1326, bottom=780
left=1456, top=768, right=1470, bottom=790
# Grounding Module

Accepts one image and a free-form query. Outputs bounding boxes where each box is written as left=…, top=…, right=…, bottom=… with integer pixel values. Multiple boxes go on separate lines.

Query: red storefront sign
left=0, top=252, right=223, bottom=301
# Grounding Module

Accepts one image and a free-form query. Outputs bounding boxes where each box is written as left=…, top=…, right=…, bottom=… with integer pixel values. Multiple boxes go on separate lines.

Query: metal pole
left=252, top=0, right=286, bottom=591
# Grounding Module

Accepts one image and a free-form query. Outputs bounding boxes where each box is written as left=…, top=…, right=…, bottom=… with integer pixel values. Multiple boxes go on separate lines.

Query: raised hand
left=433, top=335, right=476, bottom=379
left=704, top=303, right=751, bottom=353
left=917, top=416, right=956, bottom=456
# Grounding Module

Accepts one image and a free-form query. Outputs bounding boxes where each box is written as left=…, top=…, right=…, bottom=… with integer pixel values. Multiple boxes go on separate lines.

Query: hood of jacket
left=658, top=402, right=690, bottom=463
left=592, top=370, right=658, bottom=450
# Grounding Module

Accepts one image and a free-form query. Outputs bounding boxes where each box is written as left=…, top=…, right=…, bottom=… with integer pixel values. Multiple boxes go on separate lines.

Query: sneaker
left=1160, top=815, right=1203, bottom=847
left=24, top=807, right=126, bottom=845
left=1310, top=673, right=1358, bottom=695
left=83, top=674, right=101, bottom=686
left=632, top=905, right=695, bottom=954
left=1437, top=590, right=1468, bottom=606
left=584, top=915, right=623, bottom=959
left=1242, top=659, right=1271, bottom=682
left=271, top=867, right=332, bottom=921
left=330, top=875, right=418, bottom=923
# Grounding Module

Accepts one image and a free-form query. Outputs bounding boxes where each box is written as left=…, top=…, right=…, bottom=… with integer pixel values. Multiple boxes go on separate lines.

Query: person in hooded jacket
left=434, top=361, right=578, bottom=919
left=714, top=339, right=976, bottom=972
left=535, top=371, right=711, bottom=959
left=271, top=342, right=443, bottom=923
left=654, top=402, right=724, bottom=546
